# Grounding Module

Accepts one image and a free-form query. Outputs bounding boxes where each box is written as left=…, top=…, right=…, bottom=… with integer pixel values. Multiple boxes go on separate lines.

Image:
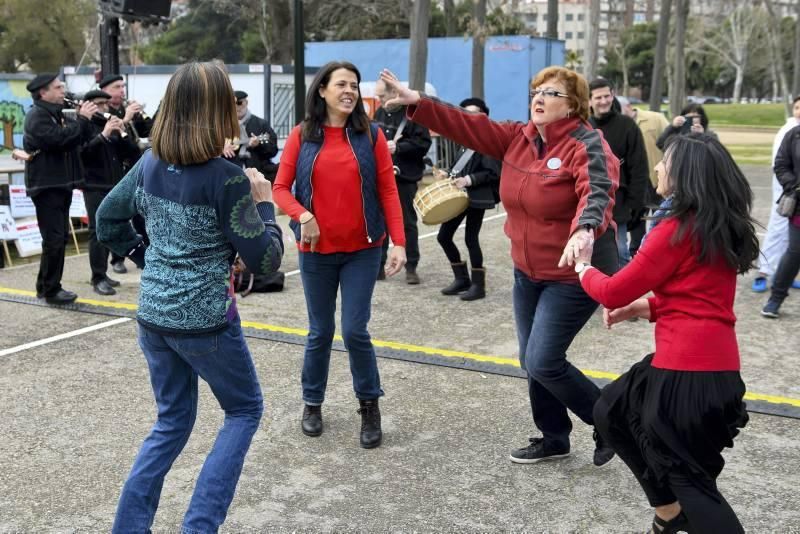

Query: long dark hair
left=679, top=103, right=710, bottom=130
left=301, top=61, right=370, bottom=142
left=661, top=133, right=759, bottom=274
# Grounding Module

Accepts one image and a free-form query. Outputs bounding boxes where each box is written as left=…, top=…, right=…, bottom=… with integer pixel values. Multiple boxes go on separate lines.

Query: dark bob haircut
left=660, top=133, right=759, bottom=274
left=679, top=103, right=710, bottom=130
left=301, top=61, right=370, bottom=142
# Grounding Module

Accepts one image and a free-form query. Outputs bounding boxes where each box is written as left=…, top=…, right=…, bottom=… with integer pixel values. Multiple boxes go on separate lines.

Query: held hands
left=379, top=69, right=421, bottom=108
left=245, top=167, right=272, bottom=204
left=78, top=101, right=98, bottom=120
left=300, top=214, right=321, bottom=252
left=558, top=227, right=594, bottom=268
left=385, top=245, right=407, bottom=277
left=603, top=299, right=651, bottom=328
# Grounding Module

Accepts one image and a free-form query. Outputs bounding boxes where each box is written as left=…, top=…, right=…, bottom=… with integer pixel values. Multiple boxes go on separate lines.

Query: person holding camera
left=762, top=123, right=800, bottom=318
left=656, top=103, right=718, bottom=151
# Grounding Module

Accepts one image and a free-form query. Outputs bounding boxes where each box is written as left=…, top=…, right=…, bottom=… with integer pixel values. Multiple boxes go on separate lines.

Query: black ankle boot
left=441, top=262, right=471, bottom=295
left=460, top=268, right=486, bottom=301
left=301, top=404, right=323, bottom=437
left=357, top=399, right=382, bottom=449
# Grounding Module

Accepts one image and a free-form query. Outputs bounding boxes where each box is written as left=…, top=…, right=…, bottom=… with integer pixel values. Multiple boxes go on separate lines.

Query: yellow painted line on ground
left=2, top=286, right=799, bottom=408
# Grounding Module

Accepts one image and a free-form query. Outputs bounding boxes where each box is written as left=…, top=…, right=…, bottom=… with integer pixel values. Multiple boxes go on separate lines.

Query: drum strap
left=449, top=149, right=475, bottom=177
left=393, top=117, right=408, bottom=142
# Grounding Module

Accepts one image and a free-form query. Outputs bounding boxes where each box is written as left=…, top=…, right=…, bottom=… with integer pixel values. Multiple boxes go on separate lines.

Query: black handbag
left=777, top=187, right=799, bottom=217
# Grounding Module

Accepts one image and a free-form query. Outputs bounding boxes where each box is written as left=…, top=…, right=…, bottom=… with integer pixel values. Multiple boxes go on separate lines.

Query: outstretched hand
left=379, top=69, right=421, bottom=108
left=558, top=228, right=594, bottom=268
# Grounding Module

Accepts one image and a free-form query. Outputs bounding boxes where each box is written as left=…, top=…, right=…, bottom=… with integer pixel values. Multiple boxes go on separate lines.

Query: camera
left=680, top=115, right=701, bottom=134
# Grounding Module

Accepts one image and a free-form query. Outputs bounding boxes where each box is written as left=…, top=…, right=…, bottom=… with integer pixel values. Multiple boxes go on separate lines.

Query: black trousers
left=771, top=221, right=800, bottom=301
left=381, top=180, right=419, bottom=269
left=594, top=397, right=745, bottom=532
left=84, top=190, right=117, bottom=284
left=32, top=188, right=72, bottom=297
left=436, top=206, right=486, bottom=268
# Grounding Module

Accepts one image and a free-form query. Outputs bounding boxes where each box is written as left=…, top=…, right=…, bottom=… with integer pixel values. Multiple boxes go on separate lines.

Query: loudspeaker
left=99, top=0, right=171, bottom=20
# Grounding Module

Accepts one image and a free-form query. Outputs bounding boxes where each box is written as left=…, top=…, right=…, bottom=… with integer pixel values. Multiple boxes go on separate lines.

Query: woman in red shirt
left=573, top=134, right=759, bottom=533
left=273, top=61, right=406, bottom=449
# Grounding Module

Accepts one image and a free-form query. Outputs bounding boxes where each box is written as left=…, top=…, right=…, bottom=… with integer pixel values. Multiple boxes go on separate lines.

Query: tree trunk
left=584, top=0, right=601, bottom=79
left=732, top=66, right=745, bottom=103
left=472, top=0, right=487, bottom=99
left=444, top=0, right=456, bottom=37
left=669, top=0, right=688, bottom=119
left=764, top=0, right=791, bottom=114
left=409, top=0, right=431, bottom=91
left=793, top=0, right=800, bottom=96
left=268, top=0, right=293, bottom=64
left=547, top=0, right=558, bottom=40
left=649, top=0, right=670, bottom=111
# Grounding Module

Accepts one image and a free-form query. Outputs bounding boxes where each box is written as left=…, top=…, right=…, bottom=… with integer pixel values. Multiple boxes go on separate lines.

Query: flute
left=63, top=97, right=128, bottom=138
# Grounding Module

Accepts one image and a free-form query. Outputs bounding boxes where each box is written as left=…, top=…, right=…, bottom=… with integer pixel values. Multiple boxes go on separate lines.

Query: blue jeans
left=113, top=317, right=263, bottom=534
left=513, top=270, right=601, bottom=450
left=616, top=222, right=631, bottom=267
left=299, top=247, right=384, bottom=404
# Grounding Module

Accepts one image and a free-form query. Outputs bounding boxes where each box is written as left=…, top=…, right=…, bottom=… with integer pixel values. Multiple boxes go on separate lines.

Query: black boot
left=441, top=262, right=471, bottom=295
left=460, top=268, right=486, bottom=301
left=358, top=399, right=382, bottom=449
left=301, top=404, right=323, bottom=437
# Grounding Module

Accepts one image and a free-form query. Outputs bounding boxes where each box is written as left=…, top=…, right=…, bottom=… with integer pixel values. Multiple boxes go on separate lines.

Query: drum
left=413, top=179, right=469, bottom=225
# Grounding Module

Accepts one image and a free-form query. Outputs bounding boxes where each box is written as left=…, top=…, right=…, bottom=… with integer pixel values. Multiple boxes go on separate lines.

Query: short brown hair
left=150, top=62, right=239, bottom=165
left=531, top=66, right=590, bottom=121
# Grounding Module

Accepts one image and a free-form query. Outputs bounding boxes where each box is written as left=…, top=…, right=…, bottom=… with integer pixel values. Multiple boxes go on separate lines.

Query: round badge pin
left=547, top=157, right=562, bottom=170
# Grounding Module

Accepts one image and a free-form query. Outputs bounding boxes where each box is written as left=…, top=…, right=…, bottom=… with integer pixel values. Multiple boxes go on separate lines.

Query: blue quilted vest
left=289, top=123, right=387, bottom=244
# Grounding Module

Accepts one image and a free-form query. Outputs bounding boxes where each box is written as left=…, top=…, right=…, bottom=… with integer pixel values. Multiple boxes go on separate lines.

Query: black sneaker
left=509, top=437, right=570, bottom=464
left=761, top=298, right=781, bottom=319
left=593, top=430, right=615, bottom=467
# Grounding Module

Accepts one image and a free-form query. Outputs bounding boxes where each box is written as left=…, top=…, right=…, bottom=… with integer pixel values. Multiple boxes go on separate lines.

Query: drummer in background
left=380, top=66, right=620, bottom=467
left=435, top=97, right=500, bottom=301
left=373, top=77, right=432, bottom=284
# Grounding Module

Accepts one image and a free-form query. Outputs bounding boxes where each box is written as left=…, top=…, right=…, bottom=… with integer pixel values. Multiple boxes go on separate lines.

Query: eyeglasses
left=530, top=89, right=569, bottom=99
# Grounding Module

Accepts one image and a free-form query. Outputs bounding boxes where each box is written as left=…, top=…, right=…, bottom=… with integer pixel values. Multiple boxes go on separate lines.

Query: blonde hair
left=150, top=62, right=239, bottom=165
left=531, top=66, right=590, bottom=121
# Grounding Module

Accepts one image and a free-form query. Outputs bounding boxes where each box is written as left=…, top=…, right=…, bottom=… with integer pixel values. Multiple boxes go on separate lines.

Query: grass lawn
left=727, top=144, right=772, bottom=166
left=635, top=103, right=786, bottom=129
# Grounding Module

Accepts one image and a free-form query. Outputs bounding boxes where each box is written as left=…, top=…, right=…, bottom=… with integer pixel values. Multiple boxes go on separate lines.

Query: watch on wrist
left=574, top=262, right=592, bottom=274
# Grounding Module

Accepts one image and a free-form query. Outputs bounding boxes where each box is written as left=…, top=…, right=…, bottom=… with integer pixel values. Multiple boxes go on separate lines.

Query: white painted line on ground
left=0, top=317, right=131, bottom=357
left=283, top=211, right=508, bottom=278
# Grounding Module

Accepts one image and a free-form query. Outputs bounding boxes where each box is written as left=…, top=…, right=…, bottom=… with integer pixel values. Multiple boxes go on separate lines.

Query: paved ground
left=1, top=163, right=799, bottom=532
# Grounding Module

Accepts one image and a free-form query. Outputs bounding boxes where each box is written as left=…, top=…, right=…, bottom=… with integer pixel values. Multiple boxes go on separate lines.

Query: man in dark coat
left=22, top=73, right=96, bottom=304
left=374, top=78, right=432, bottom=284
left=222, top=90, right=279, bottom=180
left=79, top=89, right=141, bottom=296
left=588, top=78, right=649, bottom=267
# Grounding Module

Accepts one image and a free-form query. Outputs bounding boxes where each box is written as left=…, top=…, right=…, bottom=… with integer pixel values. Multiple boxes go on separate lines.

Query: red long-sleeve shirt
left=273, top=125, right=406, bottom=254
left=581, top=217, right=740, bottom=371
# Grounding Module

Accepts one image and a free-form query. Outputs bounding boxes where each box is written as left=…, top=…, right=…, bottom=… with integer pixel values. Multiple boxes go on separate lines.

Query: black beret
left=459, top=97, right=489, bottom=116
left=26, top=73, right=59, bottom=93
left=98, top=74, right=124, bottom=89
left=84, top=90, right=112, bottom=101
left=234, top=90, right=248, bottom=100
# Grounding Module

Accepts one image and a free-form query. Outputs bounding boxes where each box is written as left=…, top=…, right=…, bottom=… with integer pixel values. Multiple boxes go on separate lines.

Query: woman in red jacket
left=573, top=134, right=759, bottom=533
left=380, top=67, right=620, bottom=466
left=274, top=61, right=406, bottom=449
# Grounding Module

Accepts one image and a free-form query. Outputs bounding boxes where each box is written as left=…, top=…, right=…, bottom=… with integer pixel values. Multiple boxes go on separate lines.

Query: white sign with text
left=0, top=206, right=16, bottom=239
left=9, top=185, right=35, bottom=218
left=14, top=218, right=43, bottom=257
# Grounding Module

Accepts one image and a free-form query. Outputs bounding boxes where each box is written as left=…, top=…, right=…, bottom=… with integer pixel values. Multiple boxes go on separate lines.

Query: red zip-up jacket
left=408, top=96, right=619, bottom=281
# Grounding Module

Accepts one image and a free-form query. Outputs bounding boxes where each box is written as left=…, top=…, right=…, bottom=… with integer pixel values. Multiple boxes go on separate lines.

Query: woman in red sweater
left=273, top=61, right=406, bottom=449
left=573, top=134, right=759, bottom=533
left=379, top=67, right=620, bottom=467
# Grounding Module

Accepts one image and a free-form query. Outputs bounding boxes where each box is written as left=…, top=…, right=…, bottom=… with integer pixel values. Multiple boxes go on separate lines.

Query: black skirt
left=599, top=354, right=748, bottom=498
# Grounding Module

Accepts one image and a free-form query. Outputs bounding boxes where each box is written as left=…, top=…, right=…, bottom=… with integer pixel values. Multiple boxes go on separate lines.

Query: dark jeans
left=32, top=188, right=72, bottom=297
left=436, top=206, right=486, bottom=268
left=84, top=190, right=117, bottom=283
left=770, top=221, right=800, bottom=302
left=382, top=180, right=419, bottom=269
left=299, top=247, right=384, bottom=404
left=513, top=270, right=601, bottom=450
left=113, top=317, right=263, bottom=533
left=594, top=397, right=745, bottom=532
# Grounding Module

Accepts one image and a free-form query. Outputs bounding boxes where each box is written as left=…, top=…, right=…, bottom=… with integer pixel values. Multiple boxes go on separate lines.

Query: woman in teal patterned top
left=97, top=62, right=284, bottom=533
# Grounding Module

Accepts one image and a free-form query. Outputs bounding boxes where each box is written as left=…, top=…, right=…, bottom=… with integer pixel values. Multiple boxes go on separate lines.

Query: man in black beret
left=23, top=74, right=97, bottom=304
left=98, top=73, right=153, bottom=273
left=222, top=90, right=279, bottom=181
left=79, top=89, right=140, bottom=295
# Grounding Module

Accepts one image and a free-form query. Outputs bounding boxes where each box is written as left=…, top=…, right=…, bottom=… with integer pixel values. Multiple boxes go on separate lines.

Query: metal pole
left=293, top=0, right=305, bottom=125
left=100, top=16, right=121, bottom=77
